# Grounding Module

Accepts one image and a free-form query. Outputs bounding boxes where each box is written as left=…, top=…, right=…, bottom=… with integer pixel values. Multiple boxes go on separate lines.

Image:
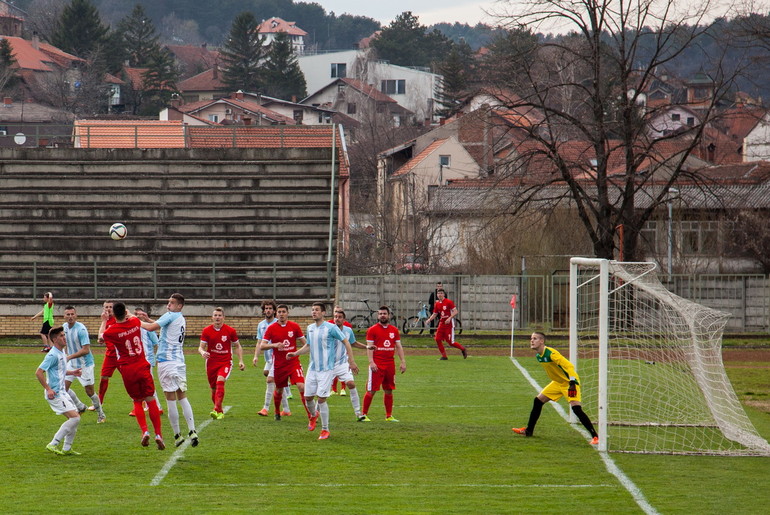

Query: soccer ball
left=109, top=223, right=127, bottom=240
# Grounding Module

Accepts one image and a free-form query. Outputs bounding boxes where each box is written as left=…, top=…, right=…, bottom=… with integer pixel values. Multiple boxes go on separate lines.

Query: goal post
left=569, top=257, right=770, bottom=455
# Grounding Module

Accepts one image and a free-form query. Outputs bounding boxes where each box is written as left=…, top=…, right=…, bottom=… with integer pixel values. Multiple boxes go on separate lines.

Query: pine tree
left=220, top=12, right=266, bottom=92
left=140, top=46, right=179, bottom=115
left=0, top=38, right=18, bottom=92
left=371, top=11, right=452, bottom=68
left=117, top=4, right=161, bottom=67
left=435, top=40, right=474, bottom=117
left=262, top=32, right=307, bottom=100
left=50, top=0, right=108, bottom=58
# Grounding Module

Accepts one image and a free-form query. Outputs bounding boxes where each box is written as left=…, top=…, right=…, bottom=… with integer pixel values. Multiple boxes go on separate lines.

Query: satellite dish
left=14, top=133, right=26, bottom=145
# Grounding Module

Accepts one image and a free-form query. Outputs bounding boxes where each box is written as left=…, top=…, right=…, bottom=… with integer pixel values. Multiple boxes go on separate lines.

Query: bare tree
left=485, top=0, right=753, bottom=261
left=24, top=0, right=65, bottom=42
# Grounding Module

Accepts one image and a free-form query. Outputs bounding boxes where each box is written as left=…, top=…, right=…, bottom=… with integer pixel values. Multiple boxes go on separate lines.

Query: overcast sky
left=315, top=1, right=499, bottom=26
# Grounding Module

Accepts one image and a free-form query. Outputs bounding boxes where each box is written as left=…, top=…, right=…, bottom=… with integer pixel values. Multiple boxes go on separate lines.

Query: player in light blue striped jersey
left=139, top=293, right=198, bottom=448
left=332, top=308, right=369, bottom=421
left=62, top=305, right=105, bottom=422
left=288, top=302, right=358, bottom=440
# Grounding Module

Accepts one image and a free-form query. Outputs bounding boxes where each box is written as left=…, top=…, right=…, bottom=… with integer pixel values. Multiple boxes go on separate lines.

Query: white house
left=258, top=17, right=307, bottom=55
left=743, top=111, right=770, bottom=161
left=298, top=49, right=441, bottom=123
left=646, top=105, right=701, bottom=138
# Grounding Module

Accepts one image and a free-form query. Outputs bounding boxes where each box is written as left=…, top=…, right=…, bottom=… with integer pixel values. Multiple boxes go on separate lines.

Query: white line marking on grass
left=510, top=357, right=659, bottom=515
left=150, top=405, right=231, bottom=487
left=178, top=482, right=618, bottom=488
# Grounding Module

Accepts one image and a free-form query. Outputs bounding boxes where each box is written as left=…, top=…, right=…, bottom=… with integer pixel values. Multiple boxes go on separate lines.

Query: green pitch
left=5, top=349, right=770, bottom=513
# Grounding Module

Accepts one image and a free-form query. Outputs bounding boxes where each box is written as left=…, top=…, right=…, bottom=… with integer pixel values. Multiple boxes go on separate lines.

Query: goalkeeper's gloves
left=568, top=378, right=578, bottom=398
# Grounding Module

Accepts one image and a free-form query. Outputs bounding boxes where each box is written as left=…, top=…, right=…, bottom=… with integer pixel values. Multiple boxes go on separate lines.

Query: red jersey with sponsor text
left=433, top=299, right=456, bottom=321
left=103, top=317, right=147, bottom=367
left=200, top=324, right=239, bottom=366
left=263, top=321, right=304, bottom=374
left=366, top=323, right=400, bottom=368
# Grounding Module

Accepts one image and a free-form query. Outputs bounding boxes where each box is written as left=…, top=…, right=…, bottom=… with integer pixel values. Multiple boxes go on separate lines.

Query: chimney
left=291, top=95, right=297, bottom=103
left=235, top=90, right=244, bottom=101
left=212, top=65, right=218, bottom=79
left=243, top=117, right=252, bottom=125
left=170, top=93, right=181, bottom=108
left=3, top=97, right=12, bottom=108
left=32, top=31, right=39, bottom=50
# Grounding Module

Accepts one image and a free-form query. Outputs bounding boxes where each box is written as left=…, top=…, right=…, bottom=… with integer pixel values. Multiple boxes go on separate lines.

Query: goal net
left=570, top=257, right=770, bottom=455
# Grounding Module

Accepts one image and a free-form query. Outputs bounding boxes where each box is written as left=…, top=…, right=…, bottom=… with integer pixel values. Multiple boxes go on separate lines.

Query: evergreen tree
left=0, top=38, right=18, bottom=92
left=481, top=26, right=539, bottom=87
left=435, top=40, right=474, bottom=117
left=117, top=4, right=161, bottom=67
left=220, top=12, right=266, bottom=92
left=262, top=32, right=307, bottom=100
left=51, top=0, right=108, bottom=58
left=371, top=11, right=452, bottom=68
left=140, top=46, right=179, bottom=115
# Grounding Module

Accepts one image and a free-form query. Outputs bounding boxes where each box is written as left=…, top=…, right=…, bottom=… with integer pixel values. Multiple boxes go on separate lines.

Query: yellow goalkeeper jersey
left=536, top=346, right=579, bottom=385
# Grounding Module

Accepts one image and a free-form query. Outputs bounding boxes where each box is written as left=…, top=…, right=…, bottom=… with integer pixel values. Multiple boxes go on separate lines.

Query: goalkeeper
left=512, top=332, right=599, bottom=445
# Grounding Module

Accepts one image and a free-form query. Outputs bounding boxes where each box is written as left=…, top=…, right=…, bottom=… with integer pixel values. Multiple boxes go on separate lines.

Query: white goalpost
left=569, top=257, right=770, bottom=455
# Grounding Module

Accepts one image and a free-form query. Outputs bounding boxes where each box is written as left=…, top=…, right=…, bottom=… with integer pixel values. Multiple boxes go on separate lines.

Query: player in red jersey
left=361, top=306, right=406, bottom=422
left=425, top=288, right=466, bottom=360
left=96, top=300, right=118, bottom=412
left=260, top=304, right=310, bottom=422
left=99, top=302, right=165, bottom=449
left=199, top=307, right=244, bottom=420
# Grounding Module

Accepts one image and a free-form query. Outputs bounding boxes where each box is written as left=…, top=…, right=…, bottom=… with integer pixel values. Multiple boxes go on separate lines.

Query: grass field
left=5, top=343, right=770, bottom=514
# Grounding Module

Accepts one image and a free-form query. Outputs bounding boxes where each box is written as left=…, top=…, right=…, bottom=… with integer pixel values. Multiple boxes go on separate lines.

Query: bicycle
left=402, top=302, right=462, bottom=335
left=349, top=299, right=394, bottom=330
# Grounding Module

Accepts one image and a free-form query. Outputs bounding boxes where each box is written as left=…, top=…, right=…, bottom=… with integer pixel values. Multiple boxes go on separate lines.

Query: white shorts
left=304, top=369, right=335, bottom=398
left=333, top=362, right=354, bottom=383
left=158, top=361, right=188, bottom=393
left=66, top=365, right=95, bottom=387
left=46, top=390, right=77, bottom=415
left=263, top=358, right=272, bottom=373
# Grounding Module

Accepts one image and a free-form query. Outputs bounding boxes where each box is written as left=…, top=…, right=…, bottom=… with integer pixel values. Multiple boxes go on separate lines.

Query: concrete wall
left=0, top=147, right=339, bottom=303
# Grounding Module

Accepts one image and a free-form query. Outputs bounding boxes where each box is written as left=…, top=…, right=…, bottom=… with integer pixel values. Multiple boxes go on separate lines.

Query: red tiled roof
left=258, top=17, right=308, bottom=36
left=178, top=97, right=296, bottom=125
left=3, top=36, right=84, bottom=72
left=73, top=120, right=186, bottom=148
left=392, top=139, right=448, bottom=177
left=166, top=44, right=220, bottom=79
left=340, top=78, right=397, bottom=103
left=123, top=67, right=148, bottom=89
left=177, top=67, right=226, bottom=92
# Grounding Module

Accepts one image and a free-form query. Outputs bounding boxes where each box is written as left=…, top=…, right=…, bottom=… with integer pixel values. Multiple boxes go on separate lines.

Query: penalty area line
left=509, top=357, right=659, bottom=515
left=150, top=405, right=231, bottom=487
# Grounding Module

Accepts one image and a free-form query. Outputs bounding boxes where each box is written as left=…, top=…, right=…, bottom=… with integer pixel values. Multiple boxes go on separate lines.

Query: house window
left=671, top=113, right=680, bottom=122
left=208, top=114, right=219, bottom=123
left=439, top=155, right=450, bottom=167
left=331, top=63, right=346, bottom=78
left=293, top=109, right=303, bottom=122
left=347, top=103, right=356, bottom=115
left=687, top=117, right=695, bottom=126
left=640, top=221, right=660, bottom=253
left=680, top=221, right=718, bottom=255
left=337, top=84, right=346, bottom=93
left=381, top=79, right=406, bottom=95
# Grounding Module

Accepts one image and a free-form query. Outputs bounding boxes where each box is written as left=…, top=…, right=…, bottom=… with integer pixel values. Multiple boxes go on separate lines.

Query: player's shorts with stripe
left=304, top=369, right=335, bottom=398
left=435, top=321, right=455, bottom=342
left=367, top=363, right=396, bottom=392
left=541, top=380, right=581, bottom=403
left=272, top=364, right=304, bottom=389
left=333, top=362, right=354, bottom=383
left=46, top=390, right=77, bottom=415
left=100, top=353, right=119, bottom=377
left=206, top=361, right=232, bottom=389
left=66, top=364, right=95, bottom=386
left=120, top=361, right=156, bottom=401
left=158, top=361, right=188, bottom=393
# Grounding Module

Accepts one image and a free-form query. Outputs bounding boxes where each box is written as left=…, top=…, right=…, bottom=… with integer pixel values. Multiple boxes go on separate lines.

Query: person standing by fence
left=31, top=292, right=55, bottom=352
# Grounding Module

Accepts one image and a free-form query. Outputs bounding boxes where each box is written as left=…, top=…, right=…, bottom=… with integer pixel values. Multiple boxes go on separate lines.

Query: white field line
left=177, top=482, right=617, bottom=488
left=150, top=405, right=231, bottom=486
left=510, top=357, right=659, bottom=515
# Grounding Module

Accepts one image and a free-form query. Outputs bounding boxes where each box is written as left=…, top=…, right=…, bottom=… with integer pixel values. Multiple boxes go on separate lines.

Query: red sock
left=384, top=393, right=394, bottom=418
left=98, top=378, right=109, bottom=403
left=210, top=388, right=216, bottom=404
left=450, top=341, right=465, bottom=351
left=435, top=338, right=447, bottom=358
left=273, top=389, right=283, bottom=413
left=133, top=401, right=148, bottom=433
left=332, top=377, right=338, bottom=393
left=363, top=391, right=374, bottom=415
left=147, top=401, right=162, bottom=436
left=214, top=380, right=225, bottom=412
left=340, top=382, right=346, bottom=392
left=300, top=394, right=311, bottom=417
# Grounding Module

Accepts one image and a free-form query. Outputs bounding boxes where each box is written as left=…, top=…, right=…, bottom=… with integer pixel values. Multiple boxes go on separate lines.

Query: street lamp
left=667, top=187, right=679, bottom=278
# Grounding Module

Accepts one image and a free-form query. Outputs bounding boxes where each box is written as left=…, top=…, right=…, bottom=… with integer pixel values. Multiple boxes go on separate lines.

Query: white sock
left=319, top=402, right=329, bottom=430
left=89, top=394, right=104, bottom=417
left=264, top=382, right=275, bottom=410
left=348, top=387, right=361, bottom=416
left=284, top=386, right=292, bottom=397
left=62, top=417, right=80, bottom=450
left=306, top=398, right=317, bottom=416
left=154, top=392, right=162, bottom=410
left=281, top=393, right=290, bottom=412
left=67, top=389, right=85, bottom=411
left=179, top=397, right=196, bottom=432
left=166, top=399, right=180, bottom=435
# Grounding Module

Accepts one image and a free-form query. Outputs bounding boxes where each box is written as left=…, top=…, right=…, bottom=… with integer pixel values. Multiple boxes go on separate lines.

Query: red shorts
left=367, top=363, right=396, bottom=392
left=101, top=352, right=119, bottom=377
left=274, top=364, right=304, bottom=389
left=206, top=361, right=232, bottom=389
left=435, top=320, right=454, bottom=342
left=120, top=362, right=155, bottom=401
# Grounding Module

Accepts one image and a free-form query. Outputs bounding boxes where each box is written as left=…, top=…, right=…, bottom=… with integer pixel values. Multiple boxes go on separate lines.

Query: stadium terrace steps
left=0, top=147, right=341, bottom=301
